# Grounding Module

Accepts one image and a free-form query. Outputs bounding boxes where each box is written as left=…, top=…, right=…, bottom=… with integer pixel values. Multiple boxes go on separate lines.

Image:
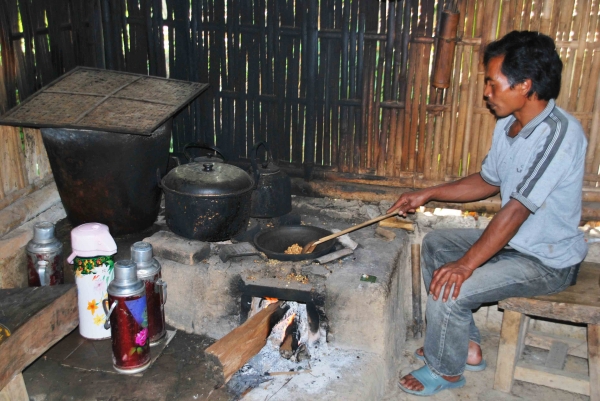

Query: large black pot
left=160, top=161, right=255, bottom=241
left=41, top=121, right=172, bottom=236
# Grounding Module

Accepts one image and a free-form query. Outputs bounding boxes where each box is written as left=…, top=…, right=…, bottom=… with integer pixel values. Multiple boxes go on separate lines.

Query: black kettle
left=167, top=142, right=227, bottom=173
left=249, top=141, right=292, bottom=218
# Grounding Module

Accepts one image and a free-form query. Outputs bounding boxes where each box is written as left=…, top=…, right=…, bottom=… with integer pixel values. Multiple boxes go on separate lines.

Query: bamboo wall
left=2, top=0, right=600, bottom=210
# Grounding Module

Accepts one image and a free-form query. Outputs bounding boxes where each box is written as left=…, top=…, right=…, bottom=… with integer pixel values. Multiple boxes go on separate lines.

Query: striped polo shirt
left=480, top=99, right=588, bottom=268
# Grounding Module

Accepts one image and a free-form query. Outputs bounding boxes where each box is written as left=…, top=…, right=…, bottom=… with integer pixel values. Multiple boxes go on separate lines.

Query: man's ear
left=516, top=79, right=533, bottom=96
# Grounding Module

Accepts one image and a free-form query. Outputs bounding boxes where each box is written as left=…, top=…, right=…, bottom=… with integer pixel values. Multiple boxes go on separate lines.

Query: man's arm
left=429, top=199, right=531, bottom=302
left=387, top=173, right=500, bottom=216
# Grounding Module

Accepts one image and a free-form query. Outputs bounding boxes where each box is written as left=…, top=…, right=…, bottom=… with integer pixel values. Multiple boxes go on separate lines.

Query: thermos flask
left=67, top=223, right=116, bottom=340
left=131, top=241, right=167, bottom=346
left=103, top=260, right=151, bottom=374
left=26, top=222, right=64, bottom=286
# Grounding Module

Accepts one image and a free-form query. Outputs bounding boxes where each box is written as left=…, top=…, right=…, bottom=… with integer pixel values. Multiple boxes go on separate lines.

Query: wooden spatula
left=301, top=211, right=400, bottom=254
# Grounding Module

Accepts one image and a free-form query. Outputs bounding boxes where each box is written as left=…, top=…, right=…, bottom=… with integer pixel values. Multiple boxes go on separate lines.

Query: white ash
left=242, top=301, right=328, bottom=374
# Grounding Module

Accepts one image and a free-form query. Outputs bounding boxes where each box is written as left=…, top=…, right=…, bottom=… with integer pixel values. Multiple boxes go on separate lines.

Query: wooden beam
left=525, top=330, right=588, bottom=359
left=205, top=301, right=288, bottom=387
left=514, top=361, right=590, bottom=396
left=0, top=374, right=28, bottom=401
left=0, top=285, right=78, bottom=390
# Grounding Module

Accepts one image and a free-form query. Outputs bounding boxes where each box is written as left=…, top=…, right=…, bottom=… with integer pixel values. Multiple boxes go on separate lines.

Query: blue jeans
left=421, top=229, right=580, bottom=377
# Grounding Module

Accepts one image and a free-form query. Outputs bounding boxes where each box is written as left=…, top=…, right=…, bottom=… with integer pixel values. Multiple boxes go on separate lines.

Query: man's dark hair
left=483, top=31, right=562, bottom=101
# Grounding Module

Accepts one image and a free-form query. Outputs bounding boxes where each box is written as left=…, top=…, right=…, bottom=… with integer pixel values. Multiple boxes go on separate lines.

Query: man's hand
left=387, top=190, right=429, bottom=216
left=429, top=262, right=476, bottom=302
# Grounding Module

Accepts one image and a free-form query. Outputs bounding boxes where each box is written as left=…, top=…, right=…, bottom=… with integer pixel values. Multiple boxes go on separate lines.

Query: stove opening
left=243, top=296, right=326, bottom=362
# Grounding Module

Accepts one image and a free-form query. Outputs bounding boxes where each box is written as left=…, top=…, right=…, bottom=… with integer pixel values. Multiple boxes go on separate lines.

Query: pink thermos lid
left=67, top=223, right=117, bottom=263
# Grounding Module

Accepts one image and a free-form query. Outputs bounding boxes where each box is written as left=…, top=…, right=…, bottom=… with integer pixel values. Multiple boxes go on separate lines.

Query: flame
left=281, top=313, right=296, bottom=341
left=261, top=297, right=278, bottom=308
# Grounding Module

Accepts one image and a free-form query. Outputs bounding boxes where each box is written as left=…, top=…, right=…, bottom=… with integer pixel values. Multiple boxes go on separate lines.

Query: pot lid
left=162, top=162, right=254, bottom=196
left=254, top=161, right=281, bottom=174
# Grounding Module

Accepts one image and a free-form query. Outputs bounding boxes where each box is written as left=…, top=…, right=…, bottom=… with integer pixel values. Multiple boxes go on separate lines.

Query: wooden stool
left=0, top=285, right=78, bottom=401
left=493, top=262, right=600, bottom=400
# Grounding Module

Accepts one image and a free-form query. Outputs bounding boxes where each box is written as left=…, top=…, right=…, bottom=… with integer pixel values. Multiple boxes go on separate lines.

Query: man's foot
left=415, top=340, right=483, bottom=366
left=398, top=365, right=465, bottom=395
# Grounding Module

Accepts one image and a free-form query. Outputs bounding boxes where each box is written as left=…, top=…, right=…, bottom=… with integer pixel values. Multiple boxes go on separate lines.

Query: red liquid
left=108, top=293, right=150, bottom=372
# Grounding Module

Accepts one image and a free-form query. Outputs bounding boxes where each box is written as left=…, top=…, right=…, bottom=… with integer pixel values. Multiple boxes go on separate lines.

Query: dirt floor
left=22, top=327, right=591, bottom=401
left=384, top=331, right=590, bottom=401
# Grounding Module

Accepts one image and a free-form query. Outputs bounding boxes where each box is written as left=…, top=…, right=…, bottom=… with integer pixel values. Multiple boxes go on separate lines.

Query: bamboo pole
left=539, top=0, right=554, bottom=35
left=460, top=45, right=480, bottom=177
left=0, top=126, right=28, bottom=198
left=407, top=45, right=425, bottom=172
left=417, top=42, right=433, bottom=174
left=401, top=44, right=418, bottom=171
left=433, top=109, right=444, bottom=179
left=568, top=0, right=591, bottom=112
left=578, top=0, right=600, bottom=112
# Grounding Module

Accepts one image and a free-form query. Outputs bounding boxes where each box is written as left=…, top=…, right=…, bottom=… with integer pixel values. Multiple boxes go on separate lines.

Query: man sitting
left=389, top=30, right=587, bottom=396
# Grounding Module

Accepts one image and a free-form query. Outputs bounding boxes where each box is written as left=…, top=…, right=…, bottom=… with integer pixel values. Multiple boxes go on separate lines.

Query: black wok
left=253, top=225, right=336, bottom=261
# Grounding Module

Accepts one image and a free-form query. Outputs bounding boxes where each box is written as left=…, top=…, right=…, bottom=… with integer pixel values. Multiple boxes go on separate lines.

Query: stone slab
left=143, top=230, right=210, bottom=265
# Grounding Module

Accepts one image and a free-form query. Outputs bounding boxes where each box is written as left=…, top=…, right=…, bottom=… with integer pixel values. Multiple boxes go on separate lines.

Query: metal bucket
left=41, top=120, right=172, bottom=236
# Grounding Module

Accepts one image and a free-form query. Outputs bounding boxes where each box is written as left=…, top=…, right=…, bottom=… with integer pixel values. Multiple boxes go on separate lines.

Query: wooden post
left=411, top=244, right=423, bottom=338
left=494, top=310, right=526, bottom=393
left=588, top=324, right=600, bottom=401
left=205, top=301, right=288, bottom=387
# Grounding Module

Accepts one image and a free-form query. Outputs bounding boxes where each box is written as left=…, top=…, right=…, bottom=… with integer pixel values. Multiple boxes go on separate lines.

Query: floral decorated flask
left=26, top=222, right=64, bottom=286
left=131, top=242, right=167, bottom=346
left=103, top=260, right=151, bottom=374
left=67, top=223, right=116, bottom=340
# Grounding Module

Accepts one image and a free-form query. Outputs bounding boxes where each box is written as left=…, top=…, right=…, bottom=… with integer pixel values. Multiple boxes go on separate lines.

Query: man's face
left=483, top=56, right=528, bottom=118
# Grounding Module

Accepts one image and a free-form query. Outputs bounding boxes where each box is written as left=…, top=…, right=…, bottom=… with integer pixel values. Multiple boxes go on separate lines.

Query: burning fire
left=262, top=297, right=278, bottom=308
left=282, top=313, right=296, bottom=340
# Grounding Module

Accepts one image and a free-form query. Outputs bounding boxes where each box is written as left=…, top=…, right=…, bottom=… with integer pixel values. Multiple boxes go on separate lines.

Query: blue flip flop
left=398, top=364, right=466, bottom=396
left=414, top=350, right=487, bottom=372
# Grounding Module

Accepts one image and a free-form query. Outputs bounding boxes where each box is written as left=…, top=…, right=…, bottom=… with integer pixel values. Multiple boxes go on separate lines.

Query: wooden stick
left=267, top=370, right=312, bottom=376
left=309, top=211, right=399, bottom=248
left=205, top=301, right=287, bottom=387
left=411, top=244, right=423, bottom=338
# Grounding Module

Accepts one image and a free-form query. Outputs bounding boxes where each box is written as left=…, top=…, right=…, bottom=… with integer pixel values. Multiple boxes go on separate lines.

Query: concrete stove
left=144, top=196, right=412, bottom=399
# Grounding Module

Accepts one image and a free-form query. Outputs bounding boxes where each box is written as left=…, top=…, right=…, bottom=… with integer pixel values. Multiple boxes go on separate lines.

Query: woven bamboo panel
left=0, top=67, right=209, bottom=135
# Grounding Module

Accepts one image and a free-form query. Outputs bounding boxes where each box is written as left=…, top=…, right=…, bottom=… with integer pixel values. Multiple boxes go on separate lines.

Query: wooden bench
left=493, top=262, right=600, bottom=400
left=0, top=285, right=78, bottom=401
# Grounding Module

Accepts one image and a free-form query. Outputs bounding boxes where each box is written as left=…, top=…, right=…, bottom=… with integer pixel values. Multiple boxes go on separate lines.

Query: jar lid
left=161, top=162, right=254, bottom=197
left=67, top=223, right=117, bottom=263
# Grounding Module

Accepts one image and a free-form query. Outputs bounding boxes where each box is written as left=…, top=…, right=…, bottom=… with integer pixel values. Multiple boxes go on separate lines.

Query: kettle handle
left=250, top=141, right=274, bottom=183
left=183, top=142, right=228, bottom=163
